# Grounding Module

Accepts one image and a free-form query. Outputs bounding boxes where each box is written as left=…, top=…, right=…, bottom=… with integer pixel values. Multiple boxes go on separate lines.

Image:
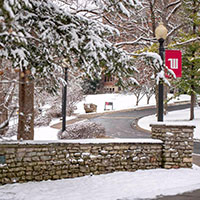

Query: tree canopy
left=0, top=0, right=137, bottom=91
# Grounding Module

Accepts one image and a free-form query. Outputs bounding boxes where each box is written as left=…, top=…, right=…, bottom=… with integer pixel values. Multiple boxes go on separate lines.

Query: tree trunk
left=17, top=69, right=34, bottom=140
left=0, top=87, right=8, bottom=135
left=136, top=96, right=139, bottom=106
left=147, top=96, right=150, bottom=104
left=190, top=0, right=197, bottom=121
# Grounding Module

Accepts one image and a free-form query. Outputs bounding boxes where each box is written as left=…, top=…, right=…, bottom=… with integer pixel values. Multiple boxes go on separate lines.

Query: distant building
left=102, top=75, right=121, bottom=93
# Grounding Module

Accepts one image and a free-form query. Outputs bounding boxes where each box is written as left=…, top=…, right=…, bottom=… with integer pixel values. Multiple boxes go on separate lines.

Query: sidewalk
left=193, top=154, right=200, bottom=166
left=149, top=154, right=200, bottom=200
left=151, top=189, right=200, bottom=200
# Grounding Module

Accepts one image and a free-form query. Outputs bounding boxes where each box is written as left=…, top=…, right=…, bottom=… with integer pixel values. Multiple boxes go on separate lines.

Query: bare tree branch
left=166, top=2, right=182, bottom=22
left=166, top=0, right=182, bottom=9
left=171, top=37, right=200, bottom=47
left=115, top=36, right=156, bottom=47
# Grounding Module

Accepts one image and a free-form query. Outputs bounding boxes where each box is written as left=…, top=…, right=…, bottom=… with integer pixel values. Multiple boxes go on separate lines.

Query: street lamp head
left=155, top=22, right=168, bottom=40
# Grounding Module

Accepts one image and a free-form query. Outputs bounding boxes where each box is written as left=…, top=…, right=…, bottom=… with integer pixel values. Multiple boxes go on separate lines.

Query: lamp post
left=155, top=22, right=167, bottom=122
left=62, top=65, right=68, bottom=132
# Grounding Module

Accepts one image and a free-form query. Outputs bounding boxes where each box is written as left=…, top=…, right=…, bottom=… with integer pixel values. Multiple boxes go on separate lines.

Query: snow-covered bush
left=34, top=111, right=52, bottom=127
left=58, top=121, right=106, bottom=139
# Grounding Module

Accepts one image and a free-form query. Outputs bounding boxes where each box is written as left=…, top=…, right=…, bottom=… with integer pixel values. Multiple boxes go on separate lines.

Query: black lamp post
left=155, top=22, right=167, bottom=122
left=62, top=66, right=68, bottom=132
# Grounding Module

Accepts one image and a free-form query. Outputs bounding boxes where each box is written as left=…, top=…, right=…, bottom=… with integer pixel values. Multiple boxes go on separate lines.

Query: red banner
left=165, top=50, right=182, bottom=78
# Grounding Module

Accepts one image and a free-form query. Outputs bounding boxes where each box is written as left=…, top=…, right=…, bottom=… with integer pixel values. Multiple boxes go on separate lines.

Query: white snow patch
left=0, top=138, right=162, bottom=145
left=1, top=166, right=200, bottom=200
left=138, top=107, right=200, bottom=139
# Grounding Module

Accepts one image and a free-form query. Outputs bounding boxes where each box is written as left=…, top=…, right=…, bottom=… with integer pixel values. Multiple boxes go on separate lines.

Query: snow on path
left=138, top=107, right=200, bottom=140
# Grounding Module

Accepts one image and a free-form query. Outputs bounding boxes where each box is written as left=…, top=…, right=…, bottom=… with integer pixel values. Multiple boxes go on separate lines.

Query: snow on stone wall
left=0, top=123, right=195, bottom=185
left=0, top=140, right=162, bottom=185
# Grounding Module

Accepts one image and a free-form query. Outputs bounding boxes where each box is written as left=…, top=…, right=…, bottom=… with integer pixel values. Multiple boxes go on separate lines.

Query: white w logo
left=168, top=58, right=178, bottom=69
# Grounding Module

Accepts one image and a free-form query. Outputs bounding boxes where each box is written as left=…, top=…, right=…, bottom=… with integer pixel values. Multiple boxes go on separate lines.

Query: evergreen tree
left=0, top=0, right=136, bottom=139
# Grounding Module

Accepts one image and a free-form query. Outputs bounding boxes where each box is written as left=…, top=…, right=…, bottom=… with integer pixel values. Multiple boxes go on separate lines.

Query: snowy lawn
left=1, top=166, right=200, bottom=200
left=1, top=94, right=200, bottom=199
left=31, top=93, right=199, bottom=140
left=6, top=93, right=198, bottom=141
left=75, top=93, right=190, bottom=114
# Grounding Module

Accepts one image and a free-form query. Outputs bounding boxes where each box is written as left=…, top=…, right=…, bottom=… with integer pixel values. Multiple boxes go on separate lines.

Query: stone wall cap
left=0, top=138, right=163, bottom=145
left=150, top=122, right=196, bottom=128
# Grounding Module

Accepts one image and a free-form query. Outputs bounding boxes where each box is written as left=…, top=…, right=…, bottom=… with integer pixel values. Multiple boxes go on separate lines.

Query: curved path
left=89, top=103, right=200, bottom=154
left=89, top=103, right=190, bottom=138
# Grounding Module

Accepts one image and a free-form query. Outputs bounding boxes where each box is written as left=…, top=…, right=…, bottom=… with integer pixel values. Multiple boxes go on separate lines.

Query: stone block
left=17, top=148, right=27, bottom=153
left=113, top=146, right=120, bottom=150
left=120, top=145, right=130, bottom=150
left=23, top=157, right=32, bottom=162
left=163, top=158, right=173, bottom=162
left=36, top=152, right=45, bottom=156
left=104, top=146, right=113, bottom=150
left=164, top=165, right=173, bottom=169
left=129, top=146, right=137, bottom=150
left=182, top=128, right=194, bottom=132
left=80, top=166, right=89, bottom=173
left=80, top=146, right=91, bottom=150
left=171, top=153, right=179, bottom=158
left=183, top=157, right=193, bottom=163
left=40, top=156, right=51, bottom=161
left=35, top=176, right=43, bottom=181
left=109, top=151, right=118, bottom=154
left=6, top=148, right=15, bottom=154
left=56, top=171, right=62, bottom=175
left=52, top=175, right=60, bottom=180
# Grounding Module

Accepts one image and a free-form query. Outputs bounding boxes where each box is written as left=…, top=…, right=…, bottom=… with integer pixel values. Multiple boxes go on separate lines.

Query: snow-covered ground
left=1, top=166, right=200, bottom=200
left=138, top=107, right=200, bottom=140
left=1, top=93, right=200, bottom=200
left=36, top=93, right=199, bottom=140
left=4, top=93, right=199, bottom=141
left=75, top=93, right=178, bottom=114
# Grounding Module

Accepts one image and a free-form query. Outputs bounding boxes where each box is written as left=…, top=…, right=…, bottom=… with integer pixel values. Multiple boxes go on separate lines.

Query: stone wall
left=0, top=124, right=195, bottom=185
left=0, top=139, right=162, bottom=185
left=150, top=123, right=195, bottom=169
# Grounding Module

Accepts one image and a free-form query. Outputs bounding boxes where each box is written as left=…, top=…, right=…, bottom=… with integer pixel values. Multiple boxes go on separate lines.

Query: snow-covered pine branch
left=141, top=52, right=163, bottom=67
left=0, top=0, right=137, bottom=91
left=54, top=0, right=141, bottom=22
left=128, top=52, right=176, bottom=86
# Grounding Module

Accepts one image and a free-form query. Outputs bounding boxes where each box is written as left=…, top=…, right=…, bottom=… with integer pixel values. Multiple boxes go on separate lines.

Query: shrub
left=58, top=121, right=106, bottom=139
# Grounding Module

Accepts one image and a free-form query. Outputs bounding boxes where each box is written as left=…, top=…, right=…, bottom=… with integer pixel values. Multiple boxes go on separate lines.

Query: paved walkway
left=148, top=154, right=200, bottom=200
left=150, top=189, right=200, bottom=200
left=193, top=154, right=200, bottom=166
